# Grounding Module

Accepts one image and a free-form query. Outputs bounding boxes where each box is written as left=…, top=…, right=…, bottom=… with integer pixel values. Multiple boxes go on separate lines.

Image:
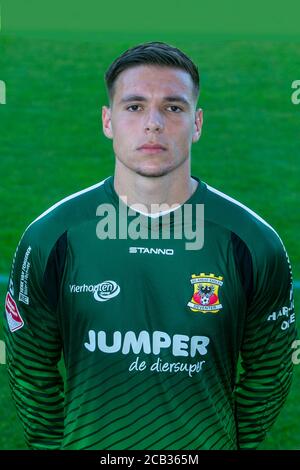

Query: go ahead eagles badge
left=187, top=273, right=224, bottom=313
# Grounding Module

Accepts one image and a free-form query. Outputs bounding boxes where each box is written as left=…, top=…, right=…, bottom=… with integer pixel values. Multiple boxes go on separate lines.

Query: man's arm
left=234, top=236, right=297, bottom=449
left=3, top=228, right=65, bottom=450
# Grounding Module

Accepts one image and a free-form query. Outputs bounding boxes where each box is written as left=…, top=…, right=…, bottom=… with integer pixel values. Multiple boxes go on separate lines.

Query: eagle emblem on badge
left=187, top=273, right=224, bottom=313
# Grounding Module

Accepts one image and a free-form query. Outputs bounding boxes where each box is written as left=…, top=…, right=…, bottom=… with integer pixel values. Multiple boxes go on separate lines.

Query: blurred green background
left=0, top=8, right=300, bottom=449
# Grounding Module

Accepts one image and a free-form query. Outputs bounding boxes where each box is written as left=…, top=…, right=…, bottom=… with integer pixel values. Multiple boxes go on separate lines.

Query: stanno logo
left=69, top=280, right=120, bottom=302
left=129, top=247, right=174, bottom=255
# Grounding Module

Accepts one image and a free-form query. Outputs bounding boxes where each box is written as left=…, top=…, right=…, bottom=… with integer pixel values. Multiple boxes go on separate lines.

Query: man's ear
left=192, top=108, right=203, bottom=143
left=102, top=105, right=113, bottom=139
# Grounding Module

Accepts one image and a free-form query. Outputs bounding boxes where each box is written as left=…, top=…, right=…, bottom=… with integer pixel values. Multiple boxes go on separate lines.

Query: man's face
left=102, top=65, right=203, bottom=177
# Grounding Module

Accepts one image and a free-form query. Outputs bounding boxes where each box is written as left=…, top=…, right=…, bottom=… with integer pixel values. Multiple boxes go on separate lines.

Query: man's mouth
left=137, top=143, right=167, bottom=154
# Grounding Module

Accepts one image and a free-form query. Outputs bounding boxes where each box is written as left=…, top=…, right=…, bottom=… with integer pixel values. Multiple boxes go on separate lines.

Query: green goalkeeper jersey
left=4, top=175, right=296, bottom=450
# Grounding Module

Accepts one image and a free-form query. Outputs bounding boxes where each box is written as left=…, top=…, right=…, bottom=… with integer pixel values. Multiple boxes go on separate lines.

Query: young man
left=4, top=42, right=296, bottom=450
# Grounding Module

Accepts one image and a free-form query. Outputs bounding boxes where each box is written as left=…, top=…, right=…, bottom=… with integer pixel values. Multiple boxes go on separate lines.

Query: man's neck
left=113, top=162, right=198, bottom=215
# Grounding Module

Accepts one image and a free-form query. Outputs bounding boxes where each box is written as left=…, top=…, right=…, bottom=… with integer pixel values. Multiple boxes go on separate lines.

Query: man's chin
left=134, top=165, right=173, bottom=178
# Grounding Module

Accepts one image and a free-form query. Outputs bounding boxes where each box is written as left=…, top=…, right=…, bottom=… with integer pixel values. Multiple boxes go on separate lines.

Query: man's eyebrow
left=119, top=94, right=190, bottom=106
left=164, top=95, right=190, bottom=106
left=119, top=95, right=147, bottom=103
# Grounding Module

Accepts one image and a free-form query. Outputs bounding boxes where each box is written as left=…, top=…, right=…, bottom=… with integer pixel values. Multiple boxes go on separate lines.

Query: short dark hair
left=104, top=41, right=200, bottom=104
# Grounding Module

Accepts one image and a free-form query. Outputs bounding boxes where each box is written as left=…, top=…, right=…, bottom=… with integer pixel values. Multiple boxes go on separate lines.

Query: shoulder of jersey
left=204, top=183, right=284, bottom=253
left=22, top=177, right=109, bottom=247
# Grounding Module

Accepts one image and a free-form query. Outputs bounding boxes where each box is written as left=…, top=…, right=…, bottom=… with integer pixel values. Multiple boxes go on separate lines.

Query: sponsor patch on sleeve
left=5, top=292, right=24, bottom=332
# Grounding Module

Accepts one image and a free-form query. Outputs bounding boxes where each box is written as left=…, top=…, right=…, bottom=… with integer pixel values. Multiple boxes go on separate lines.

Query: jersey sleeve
left=234, top=233, right=297, bottom=449
left=3, top=226, right=65, bottom=450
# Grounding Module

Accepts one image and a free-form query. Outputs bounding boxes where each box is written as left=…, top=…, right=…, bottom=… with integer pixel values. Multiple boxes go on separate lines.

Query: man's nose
left=144, top=109, right=164, bottom=132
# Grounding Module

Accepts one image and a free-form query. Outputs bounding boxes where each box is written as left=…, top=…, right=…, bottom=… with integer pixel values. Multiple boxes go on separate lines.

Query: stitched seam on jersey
left=205, top=184, right=277, bottom=236
left=26, top=178, right=109, bottom=231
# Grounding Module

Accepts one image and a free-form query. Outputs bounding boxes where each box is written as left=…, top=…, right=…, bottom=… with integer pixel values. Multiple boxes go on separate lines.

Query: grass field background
left=0, top=33, right=299, bottom=449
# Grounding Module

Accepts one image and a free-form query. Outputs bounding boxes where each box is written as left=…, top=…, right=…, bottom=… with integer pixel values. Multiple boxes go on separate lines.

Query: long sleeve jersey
left=4, top=175, right=296, bottom=450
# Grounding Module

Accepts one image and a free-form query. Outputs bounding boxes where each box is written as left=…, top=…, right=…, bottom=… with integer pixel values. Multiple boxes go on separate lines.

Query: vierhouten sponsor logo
left=70, top=280, right=120, bottom=302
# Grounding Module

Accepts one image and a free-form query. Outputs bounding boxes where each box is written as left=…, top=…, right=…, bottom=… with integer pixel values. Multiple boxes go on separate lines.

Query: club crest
left=187, top=273, right=223, bottom=313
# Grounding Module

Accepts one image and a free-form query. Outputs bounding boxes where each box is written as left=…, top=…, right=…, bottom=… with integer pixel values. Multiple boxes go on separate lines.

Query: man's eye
left=127, top=105, right=142, bottom=111
left=167, top=105, right=182, bottom=112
